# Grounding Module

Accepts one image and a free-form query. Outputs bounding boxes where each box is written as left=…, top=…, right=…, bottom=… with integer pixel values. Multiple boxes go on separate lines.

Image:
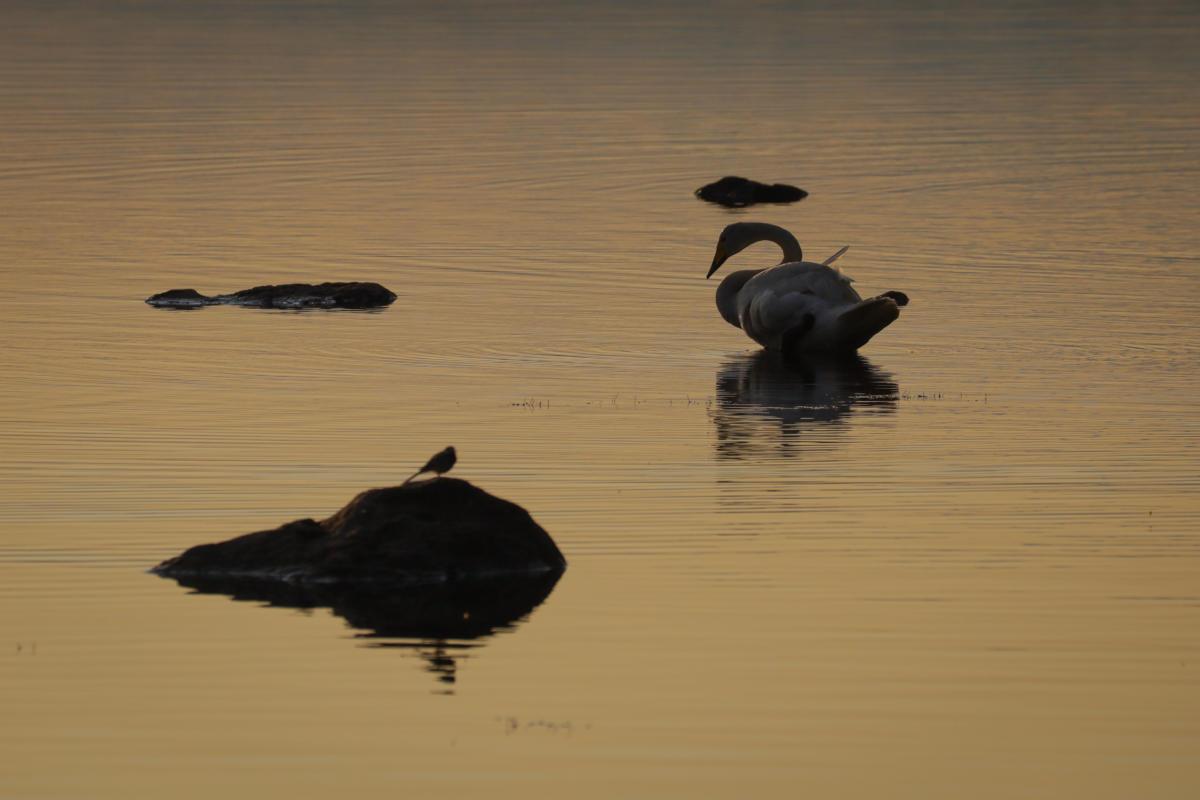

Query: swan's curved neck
left=756, top=224, right=803, bottom=264
left=716, top=269, right=761, bottom=328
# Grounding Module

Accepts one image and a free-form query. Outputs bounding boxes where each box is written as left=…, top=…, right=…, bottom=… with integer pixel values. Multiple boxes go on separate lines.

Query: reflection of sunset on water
left=1, top=1, right=1198, bottom=798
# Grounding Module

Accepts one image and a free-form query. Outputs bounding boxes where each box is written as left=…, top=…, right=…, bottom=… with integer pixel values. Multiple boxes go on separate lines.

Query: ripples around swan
left=713, top=352, right=899, bottom=459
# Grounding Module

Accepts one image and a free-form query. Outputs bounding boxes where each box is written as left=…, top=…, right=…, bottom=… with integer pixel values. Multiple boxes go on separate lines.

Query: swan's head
left=707, top=222, right=802, bottom=278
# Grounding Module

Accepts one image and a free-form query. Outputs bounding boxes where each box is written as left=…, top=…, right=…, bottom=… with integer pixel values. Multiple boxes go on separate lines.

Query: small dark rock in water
left=695, top=176, right=808, bottom=208
left=145, top=288, right=214, bottom=308
left=146, top=281, right=397, bottom=310
left=151, top=478, right=566, bottom=583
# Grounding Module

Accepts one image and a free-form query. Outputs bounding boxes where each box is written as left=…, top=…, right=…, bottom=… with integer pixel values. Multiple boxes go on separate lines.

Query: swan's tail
left=836, top=296, right=901, bottom=351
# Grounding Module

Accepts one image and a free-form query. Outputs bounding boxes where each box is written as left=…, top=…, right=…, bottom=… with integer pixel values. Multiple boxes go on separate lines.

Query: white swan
left=706, top=222, right=908, bottom=353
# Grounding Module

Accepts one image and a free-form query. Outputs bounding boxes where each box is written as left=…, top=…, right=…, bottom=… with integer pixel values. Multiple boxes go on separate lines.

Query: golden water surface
left=1, top=1, right=1198, bottom=797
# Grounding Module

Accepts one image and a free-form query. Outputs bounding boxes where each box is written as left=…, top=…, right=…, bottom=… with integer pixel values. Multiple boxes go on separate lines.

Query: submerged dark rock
left=146, top=281, right=397, bottom=309
left=695, top=176, right=808, bottom=208
left=152, top=477, right=566, bottom=583
left=145, top=288, right=213, bottom=308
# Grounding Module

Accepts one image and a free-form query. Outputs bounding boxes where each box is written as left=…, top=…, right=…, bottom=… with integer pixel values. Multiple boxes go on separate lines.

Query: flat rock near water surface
left=146, top=281, right=396, bottom=309
left=152, top=478, right=566, bottom=584
left=695, top=176, right=808, bottom=208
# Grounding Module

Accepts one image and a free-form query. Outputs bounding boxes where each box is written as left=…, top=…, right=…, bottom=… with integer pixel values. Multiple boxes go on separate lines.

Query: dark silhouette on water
left=153, top=445, right=563, bottom=692
left=146, top=281, right=397, bottom=309
left=403, top=446, right=457, bottom=486
left=161, top=570, right=562, bottom=691
left=152, top=475, right=566, bottom=583
left=706, top=222, right=909, bottom=353
left=695, top=176, right=808, bottom=208
left=712, top=351, right=898, bottom=460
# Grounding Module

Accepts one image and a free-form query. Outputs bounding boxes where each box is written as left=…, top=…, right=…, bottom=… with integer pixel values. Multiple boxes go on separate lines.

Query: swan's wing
left=745, top=262, right=861, bottom=305
left=740, top=288, right=821, bottom=344
left=822, top=246, right=849, bottom=266
left=737, top=263, right=862, bottom=344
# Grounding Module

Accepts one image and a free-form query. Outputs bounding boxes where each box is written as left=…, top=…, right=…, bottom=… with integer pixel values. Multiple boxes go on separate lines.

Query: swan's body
left=707, top=222, right=908, bottom=353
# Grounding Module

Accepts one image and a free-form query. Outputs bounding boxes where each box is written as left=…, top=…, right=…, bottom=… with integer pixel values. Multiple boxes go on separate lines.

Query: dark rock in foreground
left=695, top=176, right=808, bottom=208
left=146, top=281, right=397, bottom=309
left=152, top=478, right=566, bottom=583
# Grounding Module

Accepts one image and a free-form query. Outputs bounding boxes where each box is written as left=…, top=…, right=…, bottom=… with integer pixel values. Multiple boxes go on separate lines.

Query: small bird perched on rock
left=403, top=446, right=457, bottom=486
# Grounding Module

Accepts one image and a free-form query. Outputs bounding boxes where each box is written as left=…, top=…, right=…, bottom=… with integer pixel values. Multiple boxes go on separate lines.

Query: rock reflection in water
left=162, top=572, right=562, bottom=692
left=712, top=351, right=898, bottom=459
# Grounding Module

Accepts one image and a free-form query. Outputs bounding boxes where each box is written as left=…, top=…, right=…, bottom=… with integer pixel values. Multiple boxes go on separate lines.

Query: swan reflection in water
left=712, top=351, right=899, bottom=459
left=162, top=571, right=561, bottom=693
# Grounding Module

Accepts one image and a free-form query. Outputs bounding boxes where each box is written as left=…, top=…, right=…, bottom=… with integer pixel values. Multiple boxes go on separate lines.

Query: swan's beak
left=707, top=246, right=729, bottom=279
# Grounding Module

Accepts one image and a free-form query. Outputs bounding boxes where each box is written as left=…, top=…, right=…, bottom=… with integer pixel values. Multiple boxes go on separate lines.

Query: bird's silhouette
left=403, top=446, right=457, bottom=485
left=706, top=222, right=909, bottom=353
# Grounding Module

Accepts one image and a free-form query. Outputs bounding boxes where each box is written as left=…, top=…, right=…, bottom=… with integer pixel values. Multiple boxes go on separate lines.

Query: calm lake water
left=2, top=1, right=1198, bottom=797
